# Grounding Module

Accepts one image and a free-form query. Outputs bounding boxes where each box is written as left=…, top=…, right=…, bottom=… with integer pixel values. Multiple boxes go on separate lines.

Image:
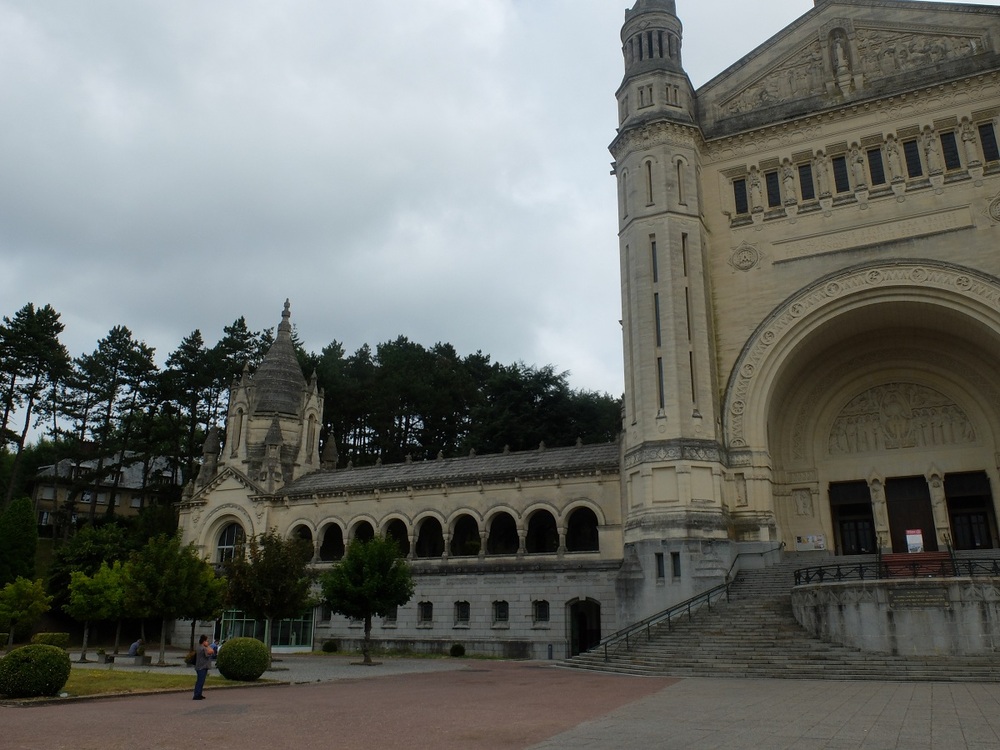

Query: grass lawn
left=63, top=669, right=263, bottom=697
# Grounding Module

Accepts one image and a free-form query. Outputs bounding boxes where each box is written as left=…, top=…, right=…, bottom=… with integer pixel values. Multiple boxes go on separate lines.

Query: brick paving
left=4, top=656, right=1000, bottom=749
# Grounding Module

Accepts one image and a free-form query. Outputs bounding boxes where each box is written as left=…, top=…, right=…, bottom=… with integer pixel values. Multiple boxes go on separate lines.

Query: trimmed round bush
left=449, top=643, right=466, bottom=657
left=0, top=644, right=72, bottom=698
left=30, top=632, right=70, bottom=649
left=321, top=639, right=339, bottom=653
left=215, top=637, right=270, bottom=681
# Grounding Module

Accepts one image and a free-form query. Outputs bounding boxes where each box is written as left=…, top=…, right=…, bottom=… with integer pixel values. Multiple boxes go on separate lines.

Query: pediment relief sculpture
left=828, top=383, right=976, bottom=456
left=717, top=23, right=988, bottom=120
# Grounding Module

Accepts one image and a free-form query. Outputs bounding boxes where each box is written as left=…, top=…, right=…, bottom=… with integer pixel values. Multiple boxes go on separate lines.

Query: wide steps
left=562, top=557, right=1000, bottom=682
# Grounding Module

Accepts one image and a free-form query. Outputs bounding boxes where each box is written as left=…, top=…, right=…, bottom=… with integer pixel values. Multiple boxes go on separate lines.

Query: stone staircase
left=564, top=554, right=1000, bottom=681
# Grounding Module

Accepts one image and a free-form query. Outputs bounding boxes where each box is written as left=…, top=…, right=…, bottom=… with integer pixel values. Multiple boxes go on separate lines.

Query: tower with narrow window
left=612, top=0, right=731, bottom=622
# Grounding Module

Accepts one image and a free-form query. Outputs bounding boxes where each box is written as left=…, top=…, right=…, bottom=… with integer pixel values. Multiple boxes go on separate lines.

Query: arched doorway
left=725, top=262, right=1000, bottom=554
left=568, top=599, right=601, bottom=656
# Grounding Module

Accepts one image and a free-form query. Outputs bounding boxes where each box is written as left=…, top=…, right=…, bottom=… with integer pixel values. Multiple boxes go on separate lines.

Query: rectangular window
left=96, top=493, right=107, bottom=505
left=382, top=606, right=398, bottom=625
left=41, top=486, right=56, bottom=500
left=797, top=163, right=815, bottom=200
left=454, top=601, right=470, bottom=626
left=654, top=293, right=662, bottom=347
left=940, top=131, right=961, bottom=170
left=418, top=601, right=433, bottom=624
left=655, top=552, right=665, bottom=580
left=320, top=604, right=332, bottom=622
left=532, top=600, right=550, bottom=623
left=38, top=511, right=50, bottom=526
left=867, top=148, right=886, bottom=185
left=130, top=496, right=142, bottom=508
left=492, top=601, right=509, bottom=624
left=733, top=178, right=749, bottom=215
left=671, top=552, right=682, bottom=578
left=650, top=239, right=658, bottom=283
left=831, top=155, right=851, bottom=193
left=903, top=139, right=923, bottom=177
left=656, top=357, right=665, bottom=411
left=979, top=122, right=999, bottom=162
left=765, top=170, right=781, bottom=207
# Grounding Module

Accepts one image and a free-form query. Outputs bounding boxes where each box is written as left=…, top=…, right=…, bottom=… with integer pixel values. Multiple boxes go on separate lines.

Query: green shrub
left=215, top=637, right=269, bottom=681
left=30, top=632, right=69, bottom=649
left=321, top=639, right=339, bottom=653
left=0, top=644, right=71, bottom=698
left=449, top=643, right=466, bottom=657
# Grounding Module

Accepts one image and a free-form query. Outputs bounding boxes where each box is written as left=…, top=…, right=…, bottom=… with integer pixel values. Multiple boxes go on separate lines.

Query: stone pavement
left=4, top=655, right=1000, bottom=749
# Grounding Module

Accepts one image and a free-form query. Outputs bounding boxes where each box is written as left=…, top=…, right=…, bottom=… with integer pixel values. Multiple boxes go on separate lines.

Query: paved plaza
left=3, top=655, right=1000, bottom=749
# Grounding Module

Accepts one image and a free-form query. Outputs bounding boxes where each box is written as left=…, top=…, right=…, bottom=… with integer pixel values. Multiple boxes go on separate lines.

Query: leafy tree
left=161, top=330, right=215, bottom=484
left=63, top=326, right=158, bottom=521
left=65, top=562, right=124, bottom=661
left=320, top=536, right=414, bottom=665
left=0, top=303, right=70, bottom=507
left=224, top=530, right=315, bottom=660
left=0, top=577, right=52, bottom=647
left=47, top=523, right=131, bottom=609
left=0, top=498, right=38, bottom=586
left=179, top=562, right=226, bottom=651
left=123, top=534, right=219, bottom=665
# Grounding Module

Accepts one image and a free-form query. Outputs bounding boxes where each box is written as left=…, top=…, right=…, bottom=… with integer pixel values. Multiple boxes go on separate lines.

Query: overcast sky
left=2, top=0, right=994, bottom=400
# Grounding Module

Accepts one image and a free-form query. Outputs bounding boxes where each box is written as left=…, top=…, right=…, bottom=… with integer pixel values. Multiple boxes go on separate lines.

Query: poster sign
left=906, top=529, right=924, bottom=553
left=795, top=534, right=826, bottom=551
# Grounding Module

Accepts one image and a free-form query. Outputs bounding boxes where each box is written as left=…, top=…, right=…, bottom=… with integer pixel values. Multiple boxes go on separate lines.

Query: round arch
left=723, top=260, right=1000, bottom=451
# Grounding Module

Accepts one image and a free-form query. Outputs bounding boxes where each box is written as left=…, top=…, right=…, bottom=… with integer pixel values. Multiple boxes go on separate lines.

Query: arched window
left=415, top=517, right=444, bottom=558
left=450, top=515, right=481, bottom=557
left=216, top=522, right=245, bottom=563
left=384, top=519, right=410, bottom=556
left=486, top=513, right=519, bottom=555
left=525, top=510, right=558, bottom=554
left=566, top=507, right=600, bottom=552
left=352, top=521, right=374, bottom=543
left=291, top=524, right=313, bottom=545
left=319, top=525, right=344, bottom=561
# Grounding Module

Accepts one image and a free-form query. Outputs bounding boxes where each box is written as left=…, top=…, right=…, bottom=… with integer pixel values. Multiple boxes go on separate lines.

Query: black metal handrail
left=598, top=581, right=731, bottom=662
left=794, top=557, right=1000, bottom=585
left=595, top=542, right=784, bottom=662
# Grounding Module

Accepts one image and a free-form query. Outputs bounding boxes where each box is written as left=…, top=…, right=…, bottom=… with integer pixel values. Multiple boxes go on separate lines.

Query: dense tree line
left=0, top=302, right=621, bottom=519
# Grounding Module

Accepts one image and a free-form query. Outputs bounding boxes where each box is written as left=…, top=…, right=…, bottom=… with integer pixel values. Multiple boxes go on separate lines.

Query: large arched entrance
left=725, top=261, right=1000, bottom=554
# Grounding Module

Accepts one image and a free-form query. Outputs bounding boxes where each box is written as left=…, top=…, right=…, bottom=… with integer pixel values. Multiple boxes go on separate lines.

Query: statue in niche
left=850, top=145, right=866, bottom=187
left=782, top=162, right=796, bottom=201
left=748, top=169, right=763, bottom=211
left=885, top=137, right=903, bottom=181
left=962, top=120, right=980, bottom=165
left=924, top=129, right=942, bottom=174
left=832, top=31, right=851, bottom=74
left=814, top=152, right=830, bottom=196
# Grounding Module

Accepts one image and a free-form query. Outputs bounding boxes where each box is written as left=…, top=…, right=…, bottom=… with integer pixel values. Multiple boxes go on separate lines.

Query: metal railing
left=595, top=543, right=784, bottom=662
left=793, top=556, right=1000, bottom=585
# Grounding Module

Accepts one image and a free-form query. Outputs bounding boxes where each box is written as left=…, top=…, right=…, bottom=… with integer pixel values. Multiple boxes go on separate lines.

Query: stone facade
left=181, top=0, right=1000, bottom=652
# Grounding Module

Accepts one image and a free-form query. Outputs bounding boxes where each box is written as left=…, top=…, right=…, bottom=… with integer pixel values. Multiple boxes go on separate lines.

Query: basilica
left=180, top=0, right=1000, bottom=658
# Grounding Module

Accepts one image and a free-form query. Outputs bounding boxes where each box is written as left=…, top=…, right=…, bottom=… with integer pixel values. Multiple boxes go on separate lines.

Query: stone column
left=868, top=476, right=891, bottom=552
left=478, top=530, right=488, bottom=560
left=926, top=472, right=951, bottom=549
left=557, top=527, right=567, bottom=556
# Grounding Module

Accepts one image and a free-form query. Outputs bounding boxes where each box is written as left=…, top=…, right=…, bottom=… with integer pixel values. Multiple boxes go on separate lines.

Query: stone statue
left=749, top=169, right=763, bottom=211
left=851, top=146, right=866, bottom=187
left=924, top=130, right=942, bottom=173
left=814, top=152, right=830, bottom=196
left=962, top=120, right=980, bottom=165
left=782, top=162, right=796, bottom=202
left=885, top=137, right=903, bottom=181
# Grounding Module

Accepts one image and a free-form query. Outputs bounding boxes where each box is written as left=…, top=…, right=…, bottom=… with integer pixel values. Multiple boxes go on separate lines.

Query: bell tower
left=612, top=0, right=731, bottom=622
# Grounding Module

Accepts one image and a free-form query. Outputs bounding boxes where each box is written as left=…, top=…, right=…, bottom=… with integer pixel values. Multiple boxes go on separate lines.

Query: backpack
left=184, top=650, right=197, bottom=666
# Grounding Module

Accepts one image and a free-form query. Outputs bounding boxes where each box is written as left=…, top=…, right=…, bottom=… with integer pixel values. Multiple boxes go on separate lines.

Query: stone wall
left=792, top=578, right=1000, bottom=656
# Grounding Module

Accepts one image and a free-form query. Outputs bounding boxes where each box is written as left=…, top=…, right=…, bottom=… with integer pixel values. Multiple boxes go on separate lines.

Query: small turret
left=617, top=0, right=694, bottom=127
